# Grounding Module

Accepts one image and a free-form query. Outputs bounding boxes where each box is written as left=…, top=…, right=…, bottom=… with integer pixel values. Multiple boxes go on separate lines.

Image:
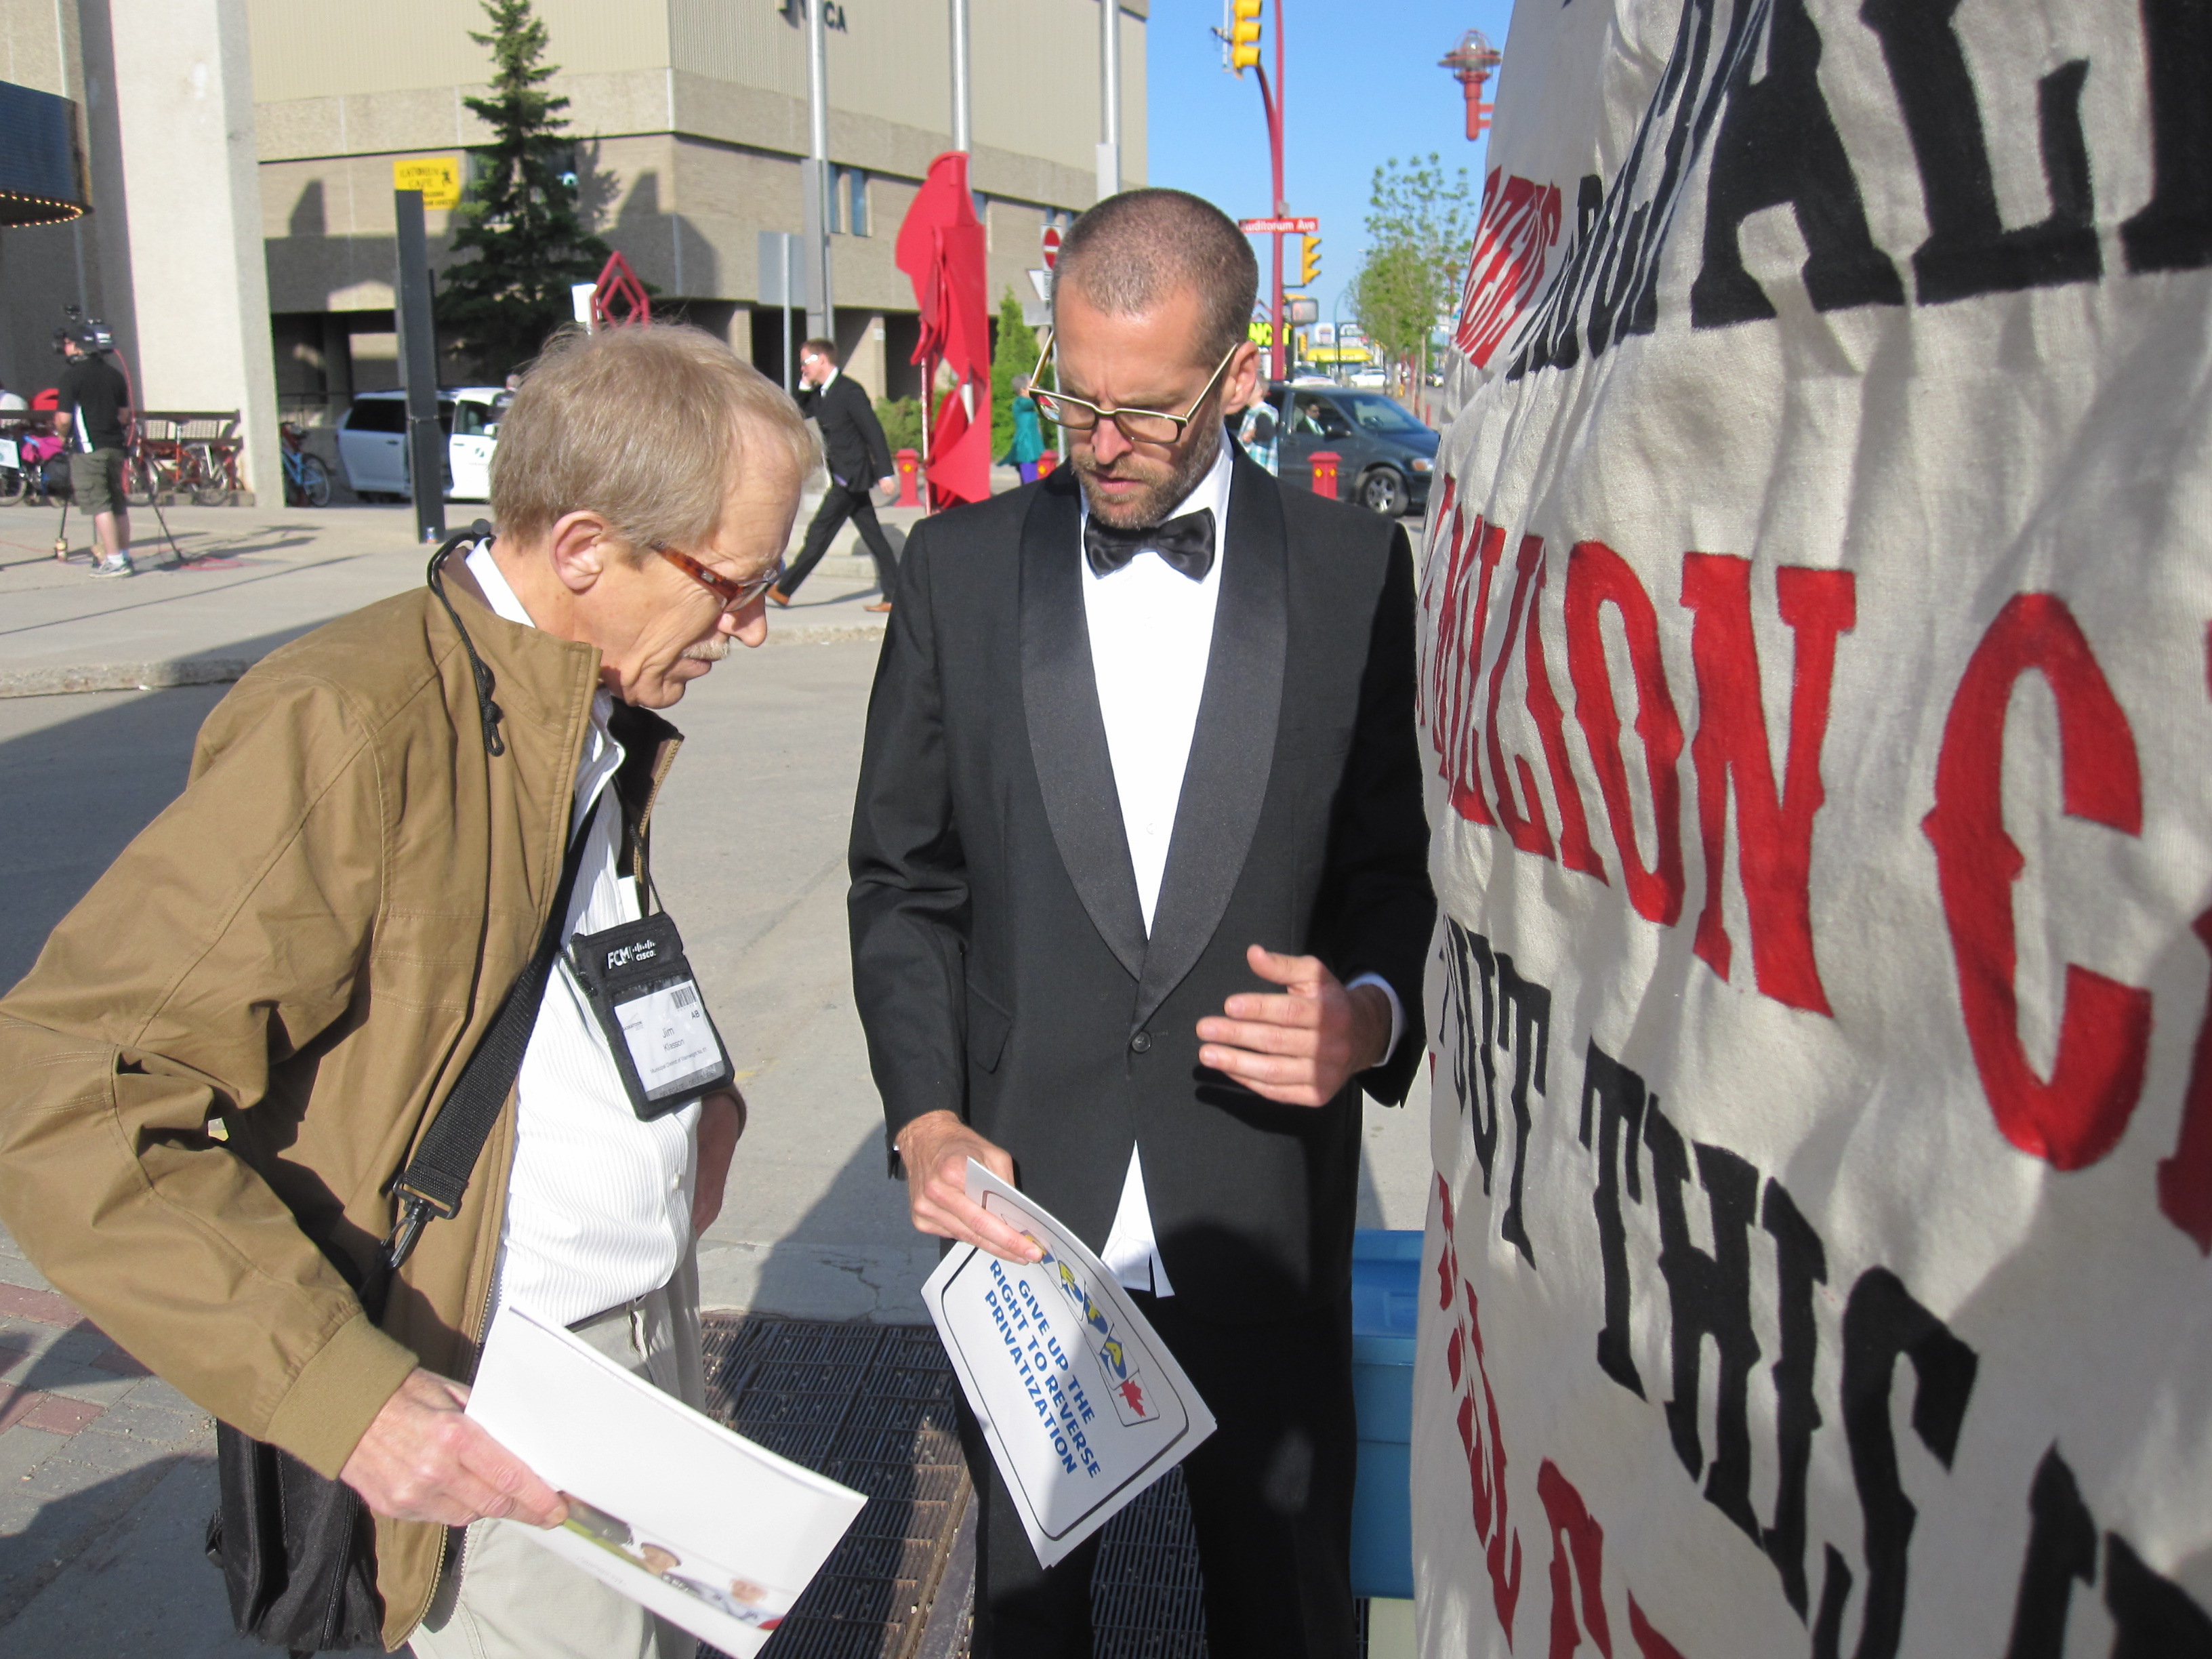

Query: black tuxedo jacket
left=848, top=449, right=1434, bottom=1322
left=798, top=373, right=893, bottom=490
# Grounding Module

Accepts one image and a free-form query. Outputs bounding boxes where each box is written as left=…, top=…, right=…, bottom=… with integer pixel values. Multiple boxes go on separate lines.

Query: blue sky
left=1145, top=0, right=1518, bottom=327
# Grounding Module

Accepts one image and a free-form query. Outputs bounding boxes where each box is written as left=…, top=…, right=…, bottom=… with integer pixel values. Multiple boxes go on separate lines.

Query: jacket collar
left=1019, top=446, right=1288, bottom=1021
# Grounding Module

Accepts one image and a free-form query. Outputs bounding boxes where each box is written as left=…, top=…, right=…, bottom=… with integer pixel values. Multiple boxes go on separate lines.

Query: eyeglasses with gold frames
left=1025, top=329, right=1244, bottom=445
left=651, top=544, right=785, bottom=612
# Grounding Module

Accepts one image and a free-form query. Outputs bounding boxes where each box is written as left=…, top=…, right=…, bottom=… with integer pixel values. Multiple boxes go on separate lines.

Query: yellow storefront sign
left=392, top=157, right=462, bottom=209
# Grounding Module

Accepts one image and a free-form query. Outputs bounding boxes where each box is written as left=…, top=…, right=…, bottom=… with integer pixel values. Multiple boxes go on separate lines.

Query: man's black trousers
left=782, top=483, right=898, bottom=598
left=956, top=1287, right=1357, bottom=1659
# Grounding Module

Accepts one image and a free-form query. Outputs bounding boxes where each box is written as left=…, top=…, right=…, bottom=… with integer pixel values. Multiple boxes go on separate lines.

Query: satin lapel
left=1136, top=448, right=1288, bottom=1025
left=1020, top=473, right=1148, bottom=981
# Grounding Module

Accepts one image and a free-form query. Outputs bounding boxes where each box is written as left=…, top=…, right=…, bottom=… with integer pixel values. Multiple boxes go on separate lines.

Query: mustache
left=681, top=633, right=733, bottom=662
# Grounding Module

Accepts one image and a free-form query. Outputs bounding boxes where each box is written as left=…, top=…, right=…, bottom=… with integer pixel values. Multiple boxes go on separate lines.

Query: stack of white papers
left=468, top=1309, right=867, bottom=1656
left=924, top=1160, right=1215, bottom=1568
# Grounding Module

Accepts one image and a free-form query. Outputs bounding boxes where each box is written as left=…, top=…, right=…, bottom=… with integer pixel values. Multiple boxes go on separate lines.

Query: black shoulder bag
left=205, top=531, right=595, bottom=1653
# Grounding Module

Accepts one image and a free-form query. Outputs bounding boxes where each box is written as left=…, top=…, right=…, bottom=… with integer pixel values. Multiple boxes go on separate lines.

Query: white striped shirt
left=468, top=544, right=701, bottom=1329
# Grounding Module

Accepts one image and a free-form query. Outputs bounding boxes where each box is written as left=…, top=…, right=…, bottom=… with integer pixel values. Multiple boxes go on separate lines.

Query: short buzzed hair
left=1054, top=189, right=1258, bottom=365
left=493, top=323, right=813, bottom=552
left=800, top=337, right=838, bottom=364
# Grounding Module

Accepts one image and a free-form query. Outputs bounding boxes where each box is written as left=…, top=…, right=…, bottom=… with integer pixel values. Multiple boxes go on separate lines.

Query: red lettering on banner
left=1923, top=594, right=2150, bottom=1171
left=1439, top=1175, right=1525, bottom=1640
left=1434, top=513, right=1509, bottom=827
left=2157, top=912, right=2212, bottom=1250
left=1536, top=1458, right=1692, bottom=1659
left=1538, top=1460, right=1614, bottom=1658
left=1679, top=556, right=1856, bottom=1016
left=1522, top=552, right=1609, bottom=880
left=1458, top=170, right=1566, bottom=369
left=1565, top=540, right=1686, bottom=924
left=1488, top=536, right=1562, bottom=859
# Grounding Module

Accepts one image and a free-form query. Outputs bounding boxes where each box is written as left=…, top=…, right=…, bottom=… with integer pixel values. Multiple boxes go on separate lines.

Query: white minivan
left=335, top=388, right=504, bottom=501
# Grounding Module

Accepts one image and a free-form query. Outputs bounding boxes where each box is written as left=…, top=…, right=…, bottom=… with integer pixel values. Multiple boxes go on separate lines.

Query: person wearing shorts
left=55, top=331, right=133, bottom=578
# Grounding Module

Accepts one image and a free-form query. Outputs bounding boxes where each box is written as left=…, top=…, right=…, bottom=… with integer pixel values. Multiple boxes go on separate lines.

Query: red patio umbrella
left=895, top=152, right=991, bottom=509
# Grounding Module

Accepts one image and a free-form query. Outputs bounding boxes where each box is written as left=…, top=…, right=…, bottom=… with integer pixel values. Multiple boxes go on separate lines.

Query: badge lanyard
left=565, top=798, right=735, bottom=1122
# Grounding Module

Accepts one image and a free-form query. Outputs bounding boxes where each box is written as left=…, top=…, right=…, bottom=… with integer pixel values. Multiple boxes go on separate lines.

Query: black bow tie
left=1083, top=508, right=1216, bottom=582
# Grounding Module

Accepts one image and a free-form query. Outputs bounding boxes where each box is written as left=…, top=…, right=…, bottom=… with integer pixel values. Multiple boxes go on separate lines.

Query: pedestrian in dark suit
left=848, top=189, right=1434, bottom=1659
left=775, top=339, right=900, bottom=611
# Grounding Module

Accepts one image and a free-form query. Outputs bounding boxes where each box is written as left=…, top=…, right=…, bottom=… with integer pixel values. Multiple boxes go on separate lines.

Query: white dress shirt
left=1080, top=447, right=1401, bottom=1296
left=466, top=543, right=702, bottom=1328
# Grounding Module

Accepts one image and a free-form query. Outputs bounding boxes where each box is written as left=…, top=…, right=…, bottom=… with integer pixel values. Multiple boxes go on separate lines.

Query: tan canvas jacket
left=0, top=565, right=682, bottom=1648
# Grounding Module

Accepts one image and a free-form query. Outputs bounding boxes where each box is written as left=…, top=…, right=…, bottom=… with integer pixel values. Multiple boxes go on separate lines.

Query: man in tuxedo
left=775, top=339, right=900, bottom=611
left=848, top=188, right=1433, bottom=1658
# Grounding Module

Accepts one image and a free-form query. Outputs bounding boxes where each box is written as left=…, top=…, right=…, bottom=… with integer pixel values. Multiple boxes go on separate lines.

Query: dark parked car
left=1265, top=380, right=1437, bottom=516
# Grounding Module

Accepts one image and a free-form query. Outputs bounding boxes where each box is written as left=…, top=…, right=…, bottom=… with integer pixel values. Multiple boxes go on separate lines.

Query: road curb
left=0, top=623, right=886, bottom=699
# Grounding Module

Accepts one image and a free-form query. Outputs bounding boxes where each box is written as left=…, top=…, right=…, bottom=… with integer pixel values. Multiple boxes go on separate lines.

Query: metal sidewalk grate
left=695, top=1315, right=1366, bottom=1659
left=699, top=1315, right=969, bottom=1659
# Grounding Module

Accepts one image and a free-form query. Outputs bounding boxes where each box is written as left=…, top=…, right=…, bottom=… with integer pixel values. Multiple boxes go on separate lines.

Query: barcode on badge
left=672, top=983, right=699, bottom=1010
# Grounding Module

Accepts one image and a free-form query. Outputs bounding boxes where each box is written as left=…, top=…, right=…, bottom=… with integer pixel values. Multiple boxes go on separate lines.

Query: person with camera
left=54, top=328, right=134, bottom=578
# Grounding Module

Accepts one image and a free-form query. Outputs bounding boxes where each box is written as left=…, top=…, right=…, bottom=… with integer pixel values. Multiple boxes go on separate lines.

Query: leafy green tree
left=990, top=287, right=1041, bottom=459
left=1353, top=153, right=1478, bottom=386
left=440, top=0, right=611, bottom=377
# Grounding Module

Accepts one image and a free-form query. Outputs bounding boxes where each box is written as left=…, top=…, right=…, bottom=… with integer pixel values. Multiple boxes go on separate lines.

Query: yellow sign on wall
left=392, top=157, right=462, bottom=209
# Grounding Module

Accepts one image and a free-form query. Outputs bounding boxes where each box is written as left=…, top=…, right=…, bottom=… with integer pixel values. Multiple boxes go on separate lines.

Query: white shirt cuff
left=1345, top=972, right=1406, bottom=1067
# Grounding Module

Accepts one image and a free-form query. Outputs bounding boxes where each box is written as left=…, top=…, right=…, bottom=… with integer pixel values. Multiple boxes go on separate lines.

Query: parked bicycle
left=280, top=422, right=331, bottom=508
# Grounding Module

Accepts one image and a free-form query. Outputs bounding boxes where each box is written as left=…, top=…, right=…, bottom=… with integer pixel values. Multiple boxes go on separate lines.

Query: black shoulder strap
left=383, top=800, right=599, bottom=1271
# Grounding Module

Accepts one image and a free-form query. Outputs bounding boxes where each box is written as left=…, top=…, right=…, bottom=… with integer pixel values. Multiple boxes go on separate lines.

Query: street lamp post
left=803, top=0, right=833, bottom=340
left=1097, top=0, right=1120, bottom=200
left=950, top=0, right=971, bottom=153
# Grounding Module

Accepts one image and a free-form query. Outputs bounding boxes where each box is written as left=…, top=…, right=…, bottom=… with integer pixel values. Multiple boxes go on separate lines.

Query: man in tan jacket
left=0, top=324, right=808, bottom=1655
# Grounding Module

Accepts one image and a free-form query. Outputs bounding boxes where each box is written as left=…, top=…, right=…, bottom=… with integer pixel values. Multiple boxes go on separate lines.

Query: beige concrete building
left=255, top=0, right=1148, bottom=413
left=0, top=0, right=1147, bottom=499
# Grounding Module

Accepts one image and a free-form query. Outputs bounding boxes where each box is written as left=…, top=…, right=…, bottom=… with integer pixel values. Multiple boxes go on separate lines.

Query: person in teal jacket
left=1007, top=375, right=1046, bottom=483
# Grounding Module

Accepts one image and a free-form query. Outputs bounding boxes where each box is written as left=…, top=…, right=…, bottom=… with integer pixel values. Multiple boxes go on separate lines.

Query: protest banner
left=925, top=1161, right=1215, bottom=1568
left=1414, top=1, right=2212, bottom=1655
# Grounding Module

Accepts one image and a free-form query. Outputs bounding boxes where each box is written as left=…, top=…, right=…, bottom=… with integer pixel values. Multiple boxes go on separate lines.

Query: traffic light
left=1229, top=0, right=1263, bottom=72
left=1298, top=234, right=1322, bottom=288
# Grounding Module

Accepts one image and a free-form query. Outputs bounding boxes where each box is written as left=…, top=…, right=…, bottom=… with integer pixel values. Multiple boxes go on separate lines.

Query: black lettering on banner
left=1578, top=1041, right=1650, bottom=1398
left=2001, top=1447, right=2097, bottom=1659
left=1692, top=0, right=1908, bottom=327
left=1762, top=1177, right=1827, bottom=1618
left=1643, top=1104, right=1764, bottom=1542
left=1860, top=0, right=2100, bottom=302
left=2121, top=0, right=2212, bottom=272
left=2104, top=1531, right=2212, bottom=1656
left=1837, top=1268, right=1980, bottom=1659
left=1441, top=922, right=1548, bottom=1265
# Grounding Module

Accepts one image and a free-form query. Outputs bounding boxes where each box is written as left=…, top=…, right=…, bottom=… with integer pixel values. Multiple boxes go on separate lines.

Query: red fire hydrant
left=1311, top=450, right=1342, bottom=499
left=894, top=449, right=922, bottom=508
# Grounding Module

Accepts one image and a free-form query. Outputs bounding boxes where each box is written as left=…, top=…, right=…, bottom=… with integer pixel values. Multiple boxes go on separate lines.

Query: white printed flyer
left=922, top=1159, right=1215, bottom=1568
left=466, top=1309, right=866, bottom=1656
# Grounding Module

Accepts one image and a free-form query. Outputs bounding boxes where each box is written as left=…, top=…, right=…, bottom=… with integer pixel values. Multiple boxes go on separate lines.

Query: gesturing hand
left=1195, top=944, right=1393, bottom=1107
left=895, top=1109, right=1044, bottom=1265
left=340, top=1368, right=567, bottom=1528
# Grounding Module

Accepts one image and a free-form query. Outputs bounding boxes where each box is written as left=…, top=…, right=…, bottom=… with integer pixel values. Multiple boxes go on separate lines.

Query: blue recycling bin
left=1350, top=1229, right=1420, bottom=1601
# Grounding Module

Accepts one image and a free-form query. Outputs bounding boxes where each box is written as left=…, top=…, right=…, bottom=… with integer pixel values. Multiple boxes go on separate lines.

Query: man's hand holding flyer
left=923, top=1159, right=1215, bottom=1568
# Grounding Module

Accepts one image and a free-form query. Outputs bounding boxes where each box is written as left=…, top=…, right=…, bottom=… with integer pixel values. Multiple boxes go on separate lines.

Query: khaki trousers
left=408, top=1252, right=706, bottom=1659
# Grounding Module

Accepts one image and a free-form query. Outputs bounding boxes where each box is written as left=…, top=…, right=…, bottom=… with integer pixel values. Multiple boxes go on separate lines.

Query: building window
left=829, top=165, right=868, bottom=237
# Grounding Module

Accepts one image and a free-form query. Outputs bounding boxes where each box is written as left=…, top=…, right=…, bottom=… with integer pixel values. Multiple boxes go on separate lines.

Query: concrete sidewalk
left=0, top=495, right=901, bottom=699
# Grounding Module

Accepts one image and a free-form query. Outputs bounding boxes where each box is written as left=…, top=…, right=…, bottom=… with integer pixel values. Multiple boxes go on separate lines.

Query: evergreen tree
left=440, top=0, right=610, bottom=376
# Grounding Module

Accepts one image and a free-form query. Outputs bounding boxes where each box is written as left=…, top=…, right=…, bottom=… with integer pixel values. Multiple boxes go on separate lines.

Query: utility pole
left=1097, top=0, right=1120, bottom=201
left=392, top=188, right=445, bottom=546
left=950, top=0, right=971, bottom=152
left=1267, top=6, right=1286, bottom=377
left=803, top=0, right=833, bottom=340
